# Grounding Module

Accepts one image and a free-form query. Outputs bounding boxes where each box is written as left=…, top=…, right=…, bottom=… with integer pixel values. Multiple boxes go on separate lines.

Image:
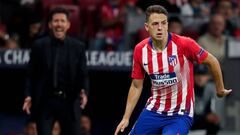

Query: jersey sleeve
left=131, top=46, right=145, bottom=79
left=183, top=37, right=208, bottom=64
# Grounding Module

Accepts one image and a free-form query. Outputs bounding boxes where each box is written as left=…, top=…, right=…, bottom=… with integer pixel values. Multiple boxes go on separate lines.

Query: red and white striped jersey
left=131, top=33, right=208, bottom=117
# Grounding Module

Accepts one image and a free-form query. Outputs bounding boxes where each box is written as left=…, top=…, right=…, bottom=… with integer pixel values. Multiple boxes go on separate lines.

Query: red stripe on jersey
left=147, top=46, right=153, bottom=75
left=190, top=63, right=195, bottom=115
left=147, top=46, right=154, bottom=107
left=173, top=48, right=184, bottom=113
left=185, top=63, right=193, bottom=114
left=152, top=52, right=163, bottom=111
left=164, top=43, right=173, bottom=112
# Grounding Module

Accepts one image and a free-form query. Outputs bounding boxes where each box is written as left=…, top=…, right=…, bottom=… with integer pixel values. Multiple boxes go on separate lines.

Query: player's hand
left=22, top=96, right=32, bottom=115
left=80, top=89, right=88, bottom=109
left=217, top=89, right=232, bottom=98
left=114, top=118, right=129, bottom=135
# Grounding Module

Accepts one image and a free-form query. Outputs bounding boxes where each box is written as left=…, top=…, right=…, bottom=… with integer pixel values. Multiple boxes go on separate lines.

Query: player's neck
left=152, top=34, right=168, bottom=52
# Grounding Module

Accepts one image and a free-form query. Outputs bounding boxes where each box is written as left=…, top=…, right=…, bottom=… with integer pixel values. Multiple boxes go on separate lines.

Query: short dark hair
left=145, top=5, right=168, bottom=22
left=48, top=6, right=70, bottom=22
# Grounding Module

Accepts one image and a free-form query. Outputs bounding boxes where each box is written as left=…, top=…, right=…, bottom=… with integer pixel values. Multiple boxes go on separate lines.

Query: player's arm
left=202, top=53, right=232, bottom=97
left=114, top=78, right=144, bottom=135
left=123, top=79, right=144, bottom=120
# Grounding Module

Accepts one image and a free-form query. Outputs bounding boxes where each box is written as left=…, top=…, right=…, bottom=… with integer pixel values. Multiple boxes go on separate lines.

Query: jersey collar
left=149, top=33, right=172, bottom=50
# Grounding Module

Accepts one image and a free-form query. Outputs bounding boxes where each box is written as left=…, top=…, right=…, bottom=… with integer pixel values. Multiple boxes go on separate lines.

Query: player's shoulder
left=134, top=37, right=150, bottom=50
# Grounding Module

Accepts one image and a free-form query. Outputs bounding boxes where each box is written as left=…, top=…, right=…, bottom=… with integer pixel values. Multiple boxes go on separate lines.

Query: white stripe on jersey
left=148, top=49, right=159, bottom=111
left=189, top=98, right=194, bottom=117
left=168, top=42, right=179, bottom=116
left=152, top=49, right=159, bottom=74
left=142, top=44, right=149, bottom=74
left=178, top=56, right=189, bottom=115
left=156, top=49, right=169, bottom=113
left=144, top=44, right=153, bottom=110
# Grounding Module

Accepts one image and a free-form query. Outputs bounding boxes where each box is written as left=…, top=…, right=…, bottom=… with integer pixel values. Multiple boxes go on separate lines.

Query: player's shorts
left=129, top=109, right=193, bottom=135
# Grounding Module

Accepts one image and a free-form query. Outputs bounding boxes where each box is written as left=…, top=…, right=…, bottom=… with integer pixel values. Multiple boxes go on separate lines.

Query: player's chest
left=142, top=50, right=185, bottom=75
left=143, top=51, right=185, bottom=88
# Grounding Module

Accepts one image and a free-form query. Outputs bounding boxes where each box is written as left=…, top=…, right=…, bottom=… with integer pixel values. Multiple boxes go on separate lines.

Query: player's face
left=145, top=13, right=168, bottom=41
left=48, top=13, right=70, bottom=40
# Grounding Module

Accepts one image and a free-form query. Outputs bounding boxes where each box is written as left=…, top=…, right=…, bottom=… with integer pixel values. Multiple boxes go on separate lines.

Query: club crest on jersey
left=168, top=55, right=177, bottom=66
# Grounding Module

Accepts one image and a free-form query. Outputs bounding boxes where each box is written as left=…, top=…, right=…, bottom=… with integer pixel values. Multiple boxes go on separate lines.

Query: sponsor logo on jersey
left=150, top=72, right=178, bottom=87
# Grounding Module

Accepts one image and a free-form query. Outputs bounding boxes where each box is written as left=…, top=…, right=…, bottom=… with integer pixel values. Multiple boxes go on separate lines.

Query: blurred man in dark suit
left=22, top=6, right=88, bottom=135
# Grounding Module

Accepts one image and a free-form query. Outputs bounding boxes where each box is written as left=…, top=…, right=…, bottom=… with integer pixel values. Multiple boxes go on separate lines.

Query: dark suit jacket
left=25, top=35, right=88, bottom=117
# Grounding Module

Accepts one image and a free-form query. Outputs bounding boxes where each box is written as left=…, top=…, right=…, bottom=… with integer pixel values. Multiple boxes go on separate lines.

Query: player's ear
left=144, top=23, right=149, bottom=32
